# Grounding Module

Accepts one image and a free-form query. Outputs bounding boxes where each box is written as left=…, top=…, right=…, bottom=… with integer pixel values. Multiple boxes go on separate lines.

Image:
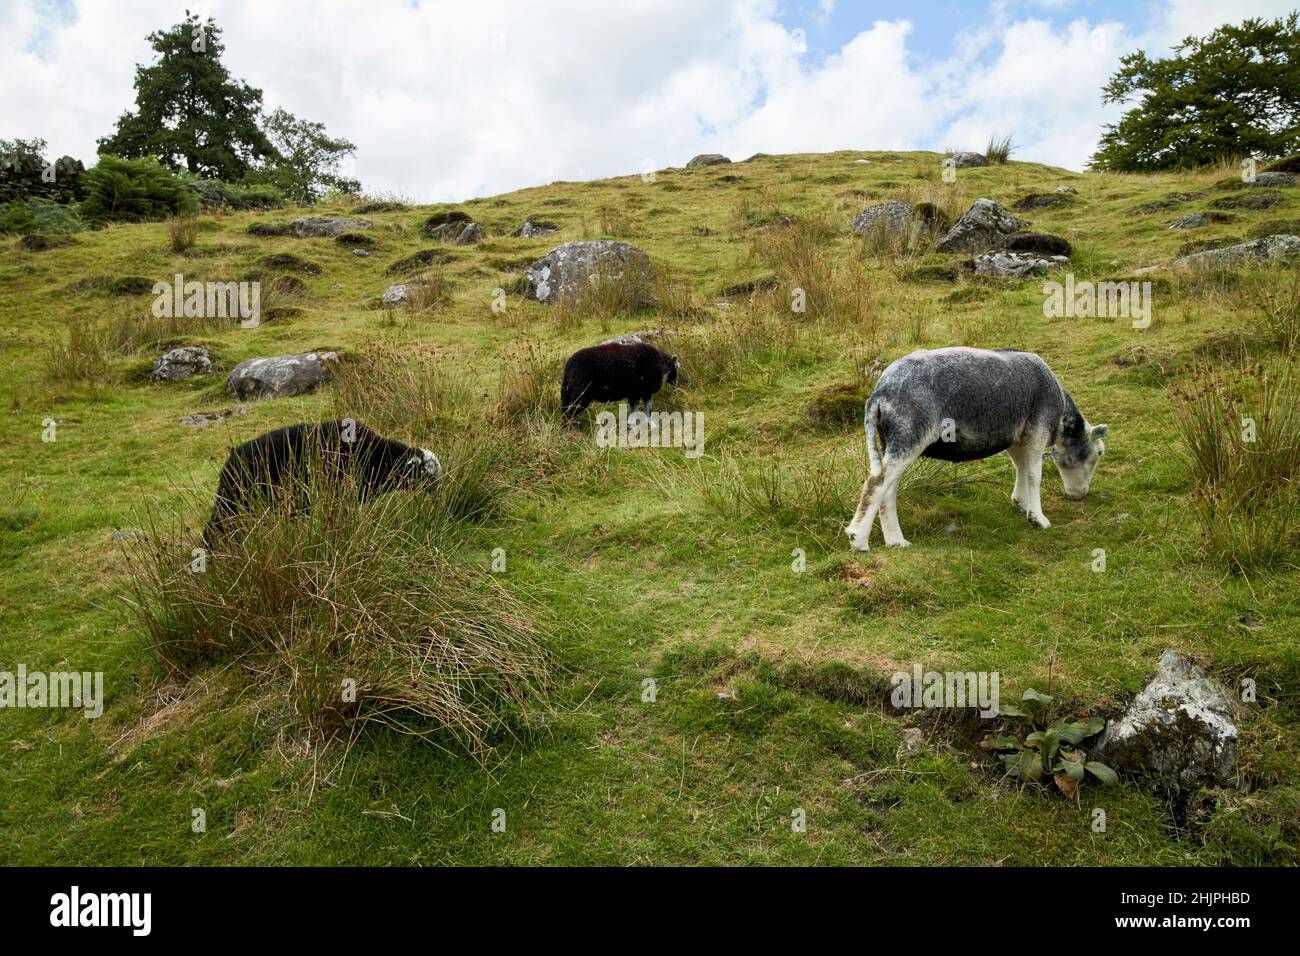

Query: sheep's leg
left=1007, top=445, right=1031, bottom=513
left=847, top=472, right=886, bottom=551
left=1021, top=446, right=1050, bottom=528
left=878, top=452, right=918, bottom=547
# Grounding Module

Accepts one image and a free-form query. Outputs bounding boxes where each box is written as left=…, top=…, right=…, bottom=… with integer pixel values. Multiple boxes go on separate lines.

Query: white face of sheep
left=405, top=449, right=442, bottom=488
left=1052, top=424, right=1107, bottom=500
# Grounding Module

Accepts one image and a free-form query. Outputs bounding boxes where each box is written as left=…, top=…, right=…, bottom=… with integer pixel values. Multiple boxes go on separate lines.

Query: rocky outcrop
left=1175, top=234, right=1300, bottom=269
left=150, top=346, right=212, bottom=383
left=1209, top=192, right=1283, bottom=211
left=973, top=250, right=1067, bottom=278
left=525, top=240, right=651, bottom=304
left=227, top=351, right=339, bottom=400
left=1094, top=650, right=1240, bottom=793
left=1247, top=171, right=1296, bottom=187
left=851, top=201, right=947, bottom=237
left=946, top=152, right=988, bottom=168
left=686, top=154, right=731, bottom=168
left=425, top=211, right=483, bottom=244
left=935, top=199, right=1028, bottom=253
left=514, top=219, right=560, bottom=238
left=289, top=216, right=371, bottom=238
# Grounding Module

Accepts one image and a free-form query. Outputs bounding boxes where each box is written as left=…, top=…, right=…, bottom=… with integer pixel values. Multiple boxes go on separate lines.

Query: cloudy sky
left=2, top=0, right=1296, bottom=201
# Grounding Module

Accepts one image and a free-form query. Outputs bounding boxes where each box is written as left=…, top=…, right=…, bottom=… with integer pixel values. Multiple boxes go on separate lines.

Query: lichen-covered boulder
left=686, top=154, right=731, bottom=167
left=1175, top=234, right=1300, bottom=269
left=935, top=198, right=1028, bottom=253
left=1094, top=650, right=1240, bottom=792
left=972, top=250, right=1067, bottom=278
left=227, top=351, right=339, bottom=401
left=289, top=216, right=371, bottom=238
left=946, top=151, right=988, bottom=168
left=381, top=283, right=412, bottom=306
left=150, top=346, right=212, bottom=383
left=525, top=240, right=651, bottom=305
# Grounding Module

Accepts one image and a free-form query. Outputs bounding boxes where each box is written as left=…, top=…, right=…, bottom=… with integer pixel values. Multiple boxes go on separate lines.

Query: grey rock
left=525, top=240, right=651, bottom=305
left=852, top=201, right=917, bottom=236
left=514, top=219, right=560, bottom=238
left=150, top=346, right=212, bottom=383
left=1175, top=234, right=1300, bottom=269
left=935, top=198, right=1028, bottom=253
left=453, top=221, right=484, bottom=245
left=1095, top=650, right=1239, bottom=792
left=1209, top=191, right=1284, bottom=211
left=381, top=283, right=412, bottom=305
left=351, top=247, right=370, bottom=257
left=972, top=250, right=1068, bottom=278
left=1247, top=171, right=1296, bottom=187
left=1169, top=213, right=1216, bottom=229
left=423, top=210, right=475, bottom=240
left=599, top=331, right=660, bottom=346
left=227, top=351, right=339, bottom=401
left=289, top=216, right=372, bottom=238
left=946, top=151, right=988, bottom=168
left=686, top=154, right=731, bottom=168
left=1055, top=186, right=1079, bottom=194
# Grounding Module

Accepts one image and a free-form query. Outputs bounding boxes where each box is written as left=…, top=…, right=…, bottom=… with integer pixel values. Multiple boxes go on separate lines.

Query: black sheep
left=204, top=420, right=441, bottom=541
left=561, top=342, right=679, bottom=421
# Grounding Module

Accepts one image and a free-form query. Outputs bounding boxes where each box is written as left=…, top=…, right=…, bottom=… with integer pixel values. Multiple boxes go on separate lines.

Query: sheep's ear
left=1090, top=424, right=1109, bottom=442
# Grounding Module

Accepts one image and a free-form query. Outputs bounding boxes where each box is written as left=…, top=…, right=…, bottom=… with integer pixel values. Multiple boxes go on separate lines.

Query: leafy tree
left=1090, top=14, right=1300, bottom=171
left=97, top=12, right=274, bottom=181
left=245, top=108, right=362, bottom=202
left=79, top=156, right=198, bottom=224
left=0, top=136, right=49, bottom=160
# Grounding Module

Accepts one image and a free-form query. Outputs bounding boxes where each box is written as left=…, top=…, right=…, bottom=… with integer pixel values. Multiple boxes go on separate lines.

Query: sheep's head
left=666, top=353, right=680, bottom=387
left=399, top=449, right=443, bottom=490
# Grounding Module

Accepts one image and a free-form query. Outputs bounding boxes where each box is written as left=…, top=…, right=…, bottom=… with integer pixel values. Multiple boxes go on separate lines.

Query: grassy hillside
left=1, top=150, right=1297, bottom=865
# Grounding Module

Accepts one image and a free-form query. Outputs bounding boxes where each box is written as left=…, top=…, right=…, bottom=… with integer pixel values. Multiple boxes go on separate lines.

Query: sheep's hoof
left=1011, top=495, right=1024, bottom=512
left=846, top=529, right=870, bottom=552
left=885, top=538, right=911, bottom=549
left=1028, top=513, right=1051, bottom=529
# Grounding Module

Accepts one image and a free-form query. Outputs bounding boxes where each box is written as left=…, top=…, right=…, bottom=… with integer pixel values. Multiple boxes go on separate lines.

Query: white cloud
left=0, top=0, right=1294, bottom=200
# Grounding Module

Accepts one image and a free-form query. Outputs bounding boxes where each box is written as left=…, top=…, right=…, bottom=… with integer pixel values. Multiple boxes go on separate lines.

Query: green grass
left=1, top=150, right=1298, bottom=865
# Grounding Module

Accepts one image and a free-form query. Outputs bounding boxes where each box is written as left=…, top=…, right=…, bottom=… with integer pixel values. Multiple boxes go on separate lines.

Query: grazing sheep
left=846, top=347, right=1108, bottom=550
left=205, top=420, right=441, bottom=541
left=561, top=342, right=679, bottom=421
